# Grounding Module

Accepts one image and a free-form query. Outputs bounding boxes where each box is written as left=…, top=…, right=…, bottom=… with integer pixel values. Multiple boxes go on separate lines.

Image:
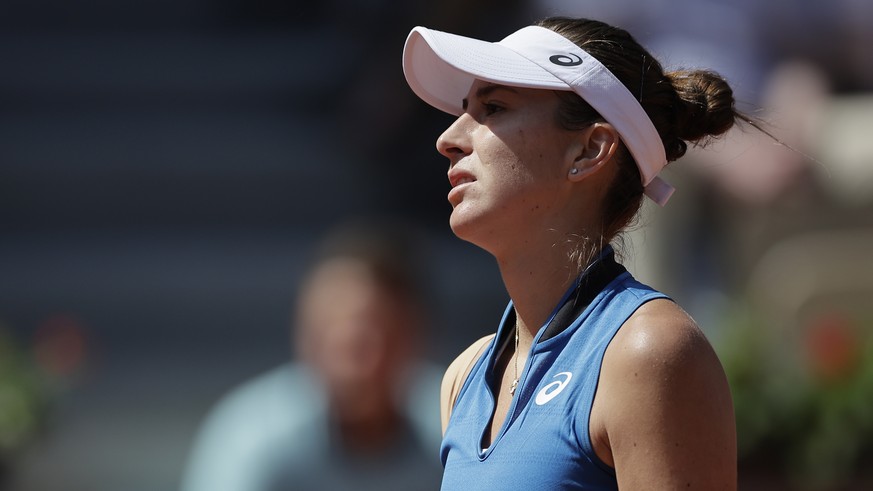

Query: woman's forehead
left=467, top=79, right=561, bottom=102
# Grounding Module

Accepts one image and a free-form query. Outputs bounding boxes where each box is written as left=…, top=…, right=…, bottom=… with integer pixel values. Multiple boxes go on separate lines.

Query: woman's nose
left=436, top=113, right=474, bottom=162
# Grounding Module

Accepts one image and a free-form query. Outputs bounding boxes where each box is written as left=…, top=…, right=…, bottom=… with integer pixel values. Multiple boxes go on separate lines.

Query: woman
left=402, top=17, right=737, bottom=490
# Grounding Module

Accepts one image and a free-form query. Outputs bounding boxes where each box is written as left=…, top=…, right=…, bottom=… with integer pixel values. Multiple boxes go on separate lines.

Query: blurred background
left=1, top=1, right=871, bottom=490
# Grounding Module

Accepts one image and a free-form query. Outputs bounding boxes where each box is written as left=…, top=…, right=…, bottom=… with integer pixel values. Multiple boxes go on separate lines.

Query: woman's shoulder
left=444, top=334, right=495, bottom=377
left=613, top=298, right=710, bottom=363
left=603, top=298, right=727, bottom=393
left=439, top=334, right=495, bottom=434
left=590, top=298, right=736, bottom=486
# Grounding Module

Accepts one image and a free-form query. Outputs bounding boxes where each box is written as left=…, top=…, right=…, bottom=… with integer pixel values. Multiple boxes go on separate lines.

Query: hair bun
left=667, top=70, right=736, bottom=143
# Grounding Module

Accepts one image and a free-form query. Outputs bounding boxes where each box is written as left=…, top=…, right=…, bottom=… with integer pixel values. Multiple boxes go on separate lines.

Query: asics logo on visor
left=549, top=53, right=583, bottom=67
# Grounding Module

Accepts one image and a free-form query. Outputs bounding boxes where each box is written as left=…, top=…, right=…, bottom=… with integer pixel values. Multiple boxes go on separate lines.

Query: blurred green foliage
left=0, top=327, right=49, bottom=465
left=720, top=304, right=873, bottom=490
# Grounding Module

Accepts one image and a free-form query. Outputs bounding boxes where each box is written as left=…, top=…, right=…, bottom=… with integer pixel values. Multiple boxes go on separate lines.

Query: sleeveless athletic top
left=440, top=248, right=668, bottom=490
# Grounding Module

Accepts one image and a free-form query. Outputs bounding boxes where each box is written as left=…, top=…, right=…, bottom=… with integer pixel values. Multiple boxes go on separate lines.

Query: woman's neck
left=496, top=233, right=602, bottom=344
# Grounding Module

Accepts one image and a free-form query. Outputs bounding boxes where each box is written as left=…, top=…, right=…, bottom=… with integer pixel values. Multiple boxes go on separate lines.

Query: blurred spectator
left=179, top=219, right=443, bottom=491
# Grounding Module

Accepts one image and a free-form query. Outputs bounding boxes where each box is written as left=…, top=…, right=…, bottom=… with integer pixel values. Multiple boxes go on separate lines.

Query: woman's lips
left=447, top=169, right=475, bottom=205
left=448, top=169, right=475, bottom=188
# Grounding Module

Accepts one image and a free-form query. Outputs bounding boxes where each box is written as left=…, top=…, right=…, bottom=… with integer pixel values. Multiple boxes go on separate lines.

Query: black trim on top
left=494, top=249, right=627, bottom=358
left=539, top=250, right=626, bottom=342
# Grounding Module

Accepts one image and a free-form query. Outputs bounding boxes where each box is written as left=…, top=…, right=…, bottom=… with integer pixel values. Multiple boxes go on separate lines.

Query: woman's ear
left=567, top=123, right=620, bottom=182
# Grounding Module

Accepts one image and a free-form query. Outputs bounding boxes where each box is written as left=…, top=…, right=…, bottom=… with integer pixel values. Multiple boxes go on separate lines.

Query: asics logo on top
left=535, top=371, right=573, bottom=405
left=549, top=53, right=583, bottom=67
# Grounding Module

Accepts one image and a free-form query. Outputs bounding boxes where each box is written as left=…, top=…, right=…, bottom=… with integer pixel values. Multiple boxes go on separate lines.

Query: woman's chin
left=449, top=208, right=476, bottom=238
left=449, top=208, right=492, bottom=250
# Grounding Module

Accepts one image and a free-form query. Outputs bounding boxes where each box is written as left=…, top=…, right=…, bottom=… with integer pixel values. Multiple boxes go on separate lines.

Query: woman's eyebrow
left=462, top=84, right=520, bottom=110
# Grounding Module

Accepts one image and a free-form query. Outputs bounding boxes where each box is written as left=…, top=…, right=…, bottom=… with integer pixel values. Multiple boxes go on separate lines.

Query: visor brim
left=402, top=26, right=569, bottom=116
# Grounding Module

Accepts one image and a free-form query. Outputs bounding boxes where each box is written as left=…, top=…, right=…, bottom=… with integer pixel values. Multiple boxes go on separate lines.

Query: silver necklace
left=509, top=323, right=519, bottom=396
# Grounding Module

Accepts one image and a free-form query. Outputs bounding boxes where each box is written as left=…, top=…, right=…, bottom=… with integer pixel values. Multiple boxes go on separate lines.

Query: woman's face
left=436, top=80, right=582, bottom=251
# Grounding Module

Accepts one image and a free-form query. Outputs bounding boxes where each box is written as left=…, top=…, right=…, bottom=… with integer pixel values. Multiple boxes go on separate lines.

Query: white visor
left=402, top=25, right=674, bottom=206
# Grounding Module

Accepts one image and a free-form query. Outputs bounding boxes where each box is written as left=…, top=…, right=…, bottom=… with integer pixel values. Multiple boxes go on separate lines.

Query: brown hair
left=307, top=217, right=427, bottom=306
left=536, top=17, right=740, bottom=252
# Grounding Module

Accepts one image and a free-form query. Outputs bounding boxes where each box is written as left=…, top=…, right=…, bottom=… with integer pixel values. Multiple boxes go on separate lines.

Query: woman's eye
left=483, top=103, right=504, bottom=115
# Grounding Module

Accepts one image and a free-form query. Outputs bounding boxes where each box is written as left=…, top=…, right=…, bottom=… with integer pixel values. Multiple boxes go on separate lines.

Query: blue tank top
left=440, top=250, right=668, bottom=490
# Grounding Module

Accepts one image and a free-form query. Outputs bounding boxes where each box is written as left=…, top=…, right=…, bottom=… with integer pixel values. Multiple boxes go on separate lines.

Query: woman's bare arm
left=590, top=298, right=737, bottom=490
